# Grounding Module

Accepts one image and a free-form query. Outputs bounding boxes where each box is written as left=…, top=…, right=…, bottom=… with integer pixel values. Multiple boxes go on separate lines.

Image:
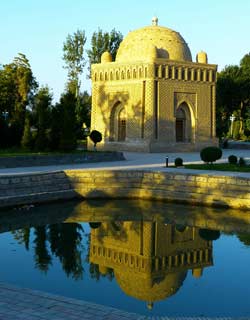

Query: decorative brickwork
left=89, top=18, right=218, bottom=152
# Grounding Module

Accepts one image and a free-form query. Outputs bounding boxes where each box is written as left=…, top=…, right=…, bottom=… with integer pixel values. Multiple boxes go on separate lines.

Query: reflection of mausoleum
left=89, top=221, right=213, bottom=307
left=90, top=17, right=218, bottom=152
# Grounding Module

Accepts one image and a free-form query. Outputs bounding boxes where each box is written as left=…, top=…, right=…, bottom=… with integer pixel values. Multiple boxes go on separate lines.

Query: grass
left=0, top=147, right=103, bottom=157
left=185, top=163, right=250, bottom=172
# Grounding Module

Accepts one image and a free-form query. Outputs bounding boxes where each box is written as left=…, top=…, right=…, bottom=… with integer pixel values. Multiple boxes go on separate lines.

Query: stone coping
left=0, top=282, right=248, bottom=320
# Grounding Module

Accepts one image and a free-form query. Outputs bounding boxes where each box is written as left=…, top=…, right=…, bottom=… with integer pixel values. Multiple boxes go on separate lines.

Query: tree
left=33, top=86, right=53, bottom=151
left=75, top=91, right=91, bottom=139
left=59, top=92, right=77, bottom=152
left=0, top=53, right=37, bottom=146
left=216, top=59, right=250, bottom=138
left=62, top=30, right=86, bottom=104
left=89, top=130, right=102, bottom=150
left=87, top=28, right=123, bottom=77
left=21, top=116, right=33, bottom=150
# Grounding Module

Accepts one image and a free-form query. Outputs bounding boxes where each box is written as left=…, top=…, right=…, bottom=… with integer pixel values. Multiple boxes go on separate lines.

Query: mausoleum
left=89, top=17, right=218, bottom=152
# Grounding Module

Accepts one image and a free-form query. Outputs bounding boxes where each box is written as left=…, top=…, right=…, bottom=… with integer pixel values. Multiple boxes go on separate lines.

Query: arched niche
left=175, top=102, right=192, bottom=142
left=110, top=101, right=126, bottom=142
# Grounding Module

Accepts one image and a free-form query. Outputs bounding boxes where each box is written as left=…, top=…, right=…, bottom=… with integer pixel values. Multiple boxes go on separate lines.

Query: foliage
left=63, top=30, right=87, bottom=101
left=59, top=92, right=77, bottom=152
left=185, top=163, right=250, bottom=172
left=33, top=86, right=53, bottom=151
left=200, top=146, right=222, bottom=164
left=216, top=53, right=250, bottom=138
left=87, top=28, right=123, bottom=77
left=199, top=229, right=220, bottom=241
left=21, top=116, right=33, bottom=150
left=174, top=157, right=183, bottom=167
left=239, top=157, right=246, bottom=166
left=89, top=130, right=102, bottom=149
left=0, top=53, right=37, bottom=146
left=228, top=155, right=238, bottom=164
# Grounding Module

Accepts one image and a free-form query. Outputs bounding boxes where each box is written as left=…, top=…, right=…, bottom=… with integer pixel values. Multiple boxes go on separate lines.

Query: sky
left=1, top=0, right=250, bottom=102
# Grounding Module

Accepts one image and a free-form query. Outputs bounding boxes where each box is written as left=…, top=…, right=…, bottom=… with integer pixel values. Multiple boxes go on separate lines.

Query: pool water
left=0, top=199, right=250, bottom=317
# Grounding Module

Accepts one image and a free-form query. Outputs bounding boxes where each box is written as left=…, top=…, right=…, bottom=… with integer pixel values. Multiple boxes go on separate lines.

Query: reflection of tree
left=33, top=226, right=51, bottom=273
left=11, top=223, right=85, bottom=279
left=48, top=223, right=84, bottom=280
left=89, top=263, right=114, bottom=282
left=237, top=233, right=250, bottom=246
left=12, top=228, right=30, bottom=250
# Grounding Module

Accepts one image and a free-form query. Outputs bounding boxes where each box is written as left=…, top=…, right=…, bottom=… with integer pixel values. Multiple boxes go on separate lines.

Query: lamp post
left=229, top=114, right=235, bottom=137
left=2, top=111, right=8, bottom=121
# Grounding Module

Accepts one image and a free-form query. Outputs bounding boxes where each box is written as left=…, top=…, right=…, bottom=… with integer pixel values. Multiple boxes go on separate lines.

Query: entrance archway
left=110, top=102, right=126, bottom=141
left=118, top=108, right=126, bottom=141
left=176, top=102, right=192, bottom=142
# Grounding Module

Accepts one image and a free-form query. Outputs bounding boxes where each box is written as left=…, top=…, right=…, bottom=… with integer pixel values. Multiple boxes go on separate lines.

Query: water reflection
left=89, top=221, right=215, bottom=308
left=13, top=223, right=84, bottom=279
left=1, top=199, right=250, bottom=312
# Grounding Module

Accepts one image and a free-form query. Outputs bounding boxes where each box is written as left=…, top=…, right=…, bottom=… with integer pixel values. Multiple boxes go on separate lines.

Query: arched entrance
left=118, top=108, right=126, bottom=141
left=110, top=102, right=126, bottom=141
left=176, top=102, right=192, bottom=142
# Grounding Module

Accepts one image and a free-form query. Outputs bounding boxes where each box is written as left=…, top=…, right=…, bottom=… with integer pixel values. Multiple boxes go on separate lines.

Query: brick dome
left=116, top=19, right=192, bottom=63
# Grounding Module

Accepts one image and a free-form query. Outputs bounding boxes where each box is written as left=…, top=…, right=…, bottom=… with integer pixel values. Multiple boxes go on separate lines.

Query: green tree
left=21, top=116, right=33, bottom=150
left=75, top=91, right=91, bottom=138
left=59, top=92, right=77, bottom=151
left=0, top=53, right=37, bottom=146
left=63, top=30, right=86, bottom=104
left=33, top=86, right=52, bottom=151
left=87, top=28, right=123, bottom=76
left=216, top=60, right=250, bottom=138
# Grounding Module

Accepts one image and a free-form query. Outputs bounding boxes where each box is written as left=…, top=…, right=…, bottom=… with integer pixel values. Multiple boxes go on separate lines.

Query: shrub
left=174, top=157, right=183, bottom=167
left=89, top=130, right=102, bottom=150
left=239, top=157, right=246, bottom=166
left=228, top=155, right=238, bottom=164
left=199, top=229, right=220, bottom=241
left=200, top=146, right=222, bottom=164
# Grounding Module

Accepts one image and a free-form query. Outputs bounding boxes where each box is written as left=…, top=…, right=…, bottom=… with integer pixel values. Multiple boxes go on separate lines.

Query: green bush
left=200, top=146, right=222, bottom=164
left=228, top=155, right=238, bottom=164
left=89, top=130, right=102, bottom=150
left=174, top=157, right=183, bottom=167
left=199, top=229, right=220, bottom=241
left=239, top=157, right=246, bottom=166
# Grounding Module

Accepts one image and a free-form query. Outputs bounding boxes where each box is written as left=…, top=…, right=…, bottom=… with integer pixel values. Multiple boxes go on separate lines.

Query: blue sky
left=1, top=0, right=250, bottom=101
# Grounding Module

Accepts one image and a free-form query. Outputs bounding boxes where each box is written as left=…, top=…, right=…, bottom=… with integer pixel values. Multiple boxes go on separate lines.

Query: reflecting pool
left=0, top=199, right=250, bottom=316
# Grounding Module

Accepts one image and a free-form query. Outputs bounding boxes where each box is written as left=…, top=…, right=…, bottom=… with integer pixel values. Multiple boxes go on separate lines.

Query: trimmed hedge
left=228, top=155, right=238, bottom=164
left=200, top=146, right=222, bottom=164
left=174, top=157, right=183, bottom=167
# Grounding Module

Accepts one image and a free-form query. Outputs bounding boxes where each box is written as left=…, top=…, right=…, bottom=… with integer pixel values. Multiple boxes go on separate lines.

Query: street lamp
left=229, top=114, right=236, bottom=137
left=2, top=111, right=8, bottom=121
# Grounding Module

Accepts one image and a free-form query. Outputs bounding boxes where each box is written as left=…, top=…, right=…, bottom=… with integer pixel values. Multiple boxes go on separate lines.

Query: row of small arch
left=93, top=67, right=149, bottom=82
left=93, top=65, right=216, bottom=82
left=155, top=65, right=216, bottom=82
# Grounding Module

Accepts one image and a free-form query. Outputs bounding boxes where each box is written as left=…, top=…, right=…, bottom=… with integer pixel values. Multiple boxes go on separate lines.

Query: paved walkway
left=0, top=149, right=250, bottom=176
left=0, top=282, right=249, bottom=320
left=0, top=282, right=140, bottom=320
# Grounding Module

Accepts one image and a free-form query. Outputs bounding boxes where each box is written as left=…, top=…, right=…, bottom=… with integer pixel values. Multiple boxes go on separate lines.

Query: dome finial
left=152, top=16, right=158, bottom=26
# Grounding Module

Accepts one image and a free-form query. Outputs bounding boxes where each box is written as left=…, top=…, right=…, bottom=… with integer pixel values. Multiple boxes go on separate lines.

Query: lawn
left=0, top=148, right=87, bottom=157
left=185, top=163, right=250, bottom=172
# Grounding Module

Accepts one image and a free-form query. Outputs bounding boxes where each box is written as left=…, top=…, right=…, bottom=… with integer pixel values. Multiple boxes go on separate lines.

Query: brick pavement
left=0, top=282, right=250, bottom=320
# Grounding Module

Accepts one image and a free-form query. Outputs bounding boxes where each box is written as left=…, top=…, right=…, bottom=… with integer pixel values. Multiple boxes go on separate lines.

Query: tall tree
left=33, top=86, right=53, bottom=151
left=59, top=91, right=77, bottom=151
left=87, top=28, right=123, bottom=77
left=0, top=53, right=37, bottom=146
left=62, top=30, right=86, bottom=104
left=216, top=57, right=250, bottom=139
